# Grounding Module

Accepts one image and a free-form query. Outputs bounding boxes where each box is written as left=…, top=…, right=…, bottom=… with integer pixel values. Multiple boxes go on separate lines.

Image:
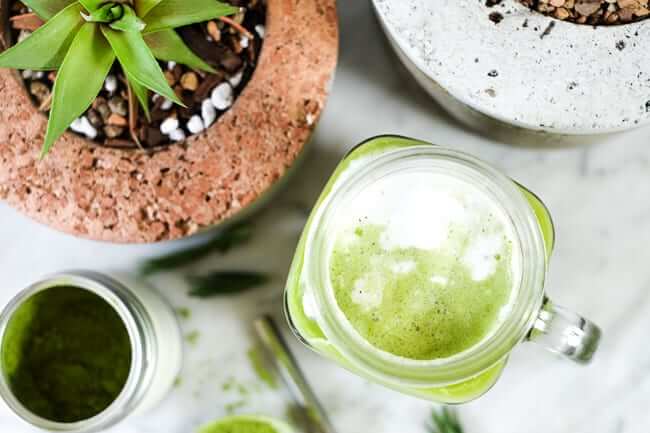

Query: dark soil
left=9, top=0, right=266, bottom=150
left=515, top=0, right=650, bottom=26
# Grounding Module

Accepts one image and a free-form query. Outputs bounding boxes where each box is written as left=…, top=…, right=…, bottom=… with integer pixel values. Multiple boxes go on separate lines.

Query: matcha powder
left=1, top=286, right=132, bottom=423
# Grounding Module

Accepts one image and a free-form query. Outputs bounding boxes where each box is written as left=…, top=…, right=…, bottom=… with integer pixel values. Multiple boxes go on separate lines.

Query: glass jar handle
left=528, top=298, right=601, bottom=364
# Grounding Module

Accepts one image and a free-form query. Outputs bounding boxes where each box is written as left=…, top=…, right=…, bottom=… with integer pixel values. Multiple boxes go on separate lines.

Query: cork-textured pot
left=0, top=0, right=338, bottom=243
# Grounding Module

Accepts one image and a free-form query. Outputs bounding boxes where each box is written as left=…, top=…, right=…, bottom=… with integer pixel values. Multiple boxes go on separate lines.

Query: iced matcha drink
left=285, top=136, right=556, bottom=403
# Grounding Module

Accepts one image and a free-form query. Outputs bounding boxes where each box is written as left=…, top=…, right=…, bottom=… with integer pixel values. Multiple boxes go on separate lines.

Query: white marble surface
left=1, top=2, right=650, bottom=433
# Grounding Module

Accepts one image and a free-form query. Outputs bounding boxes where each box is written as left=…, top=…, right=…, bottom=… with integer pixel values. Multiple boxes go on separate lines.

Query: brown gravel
left=518, top=0, right=650, bottom=25
left=9, top=0, right=266, bottom=150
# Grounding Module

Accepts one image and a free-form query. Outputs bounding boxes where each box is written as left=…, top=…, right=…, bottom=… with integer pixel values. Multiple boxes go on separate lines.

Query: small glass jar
left=285, top=135, right=601, bottom=403
left=0, top=271, right=182, bottom=432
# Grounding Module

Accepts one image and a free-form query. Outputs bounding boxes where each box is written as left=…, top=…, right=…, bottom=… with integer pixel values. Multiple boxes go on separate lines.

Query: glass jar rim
left=0, top=271, right=154, bottom=432
left=304, top=142, right=547, bottom=386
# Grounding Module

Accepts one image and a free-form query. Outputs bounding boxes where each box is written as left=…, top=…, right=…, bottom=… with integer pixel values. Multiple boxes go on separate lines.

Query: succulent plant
left=0, top=0, right=239, bottom=156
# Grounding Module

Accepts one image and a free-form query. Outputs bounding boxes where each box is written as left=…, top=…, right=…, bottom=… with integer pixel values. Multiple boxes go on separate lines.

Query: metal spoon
left=253, top=315, right=338, bottom=433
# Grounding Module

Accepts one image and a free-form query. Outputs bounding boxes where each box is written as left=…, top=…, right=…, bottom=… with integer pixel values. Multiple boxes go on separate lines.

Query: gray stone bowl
left=373, top=0, right=650, bottom=135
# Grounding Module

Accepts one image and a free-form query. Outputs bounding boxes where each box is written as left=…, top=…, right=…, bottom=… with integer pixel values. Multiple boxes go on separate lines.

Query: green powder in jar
left=1, top=286, right=132, bottom=423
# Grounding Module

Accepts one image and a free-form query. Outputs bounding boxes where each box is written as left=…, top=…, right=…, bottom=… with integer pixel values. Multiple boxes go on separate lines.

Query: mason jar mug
left=285, top=135, right=601, bottom=403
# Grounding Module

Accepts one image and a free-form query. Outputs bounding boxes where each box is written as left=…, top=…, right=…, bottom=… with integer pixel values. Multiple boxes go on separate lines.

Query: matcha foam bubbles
left=326, top=167, right=522, bottom=361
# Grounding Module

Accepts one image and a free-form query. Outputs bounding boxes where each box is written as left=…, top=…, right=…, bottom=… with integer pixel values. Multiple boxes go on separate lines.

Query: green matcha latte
left=285, top=136, right=556, bottom=403
left=326, top=163, right=520, bottom=362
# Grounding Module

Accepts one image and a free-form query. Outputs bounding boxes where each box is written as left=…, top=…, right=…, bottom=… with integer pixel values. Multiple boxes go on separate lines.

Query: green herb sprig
left=187, top=271, right=269, bottom=298
left=140, top=224, right=269, bottom=298
left=0, top=0, right=239, bottom=156
left=140, top=224, right=252, bottom=275
left=429, top=408, right=464, bottom=433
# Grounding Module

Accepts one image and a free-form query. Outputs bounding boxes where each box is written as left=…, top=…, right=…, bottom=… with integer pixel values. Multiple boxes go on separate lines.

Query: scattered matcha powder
left=224, top=400, right=247, bottom=415
left=185, top=330, right=201, bottom=345
left=176, top=307, right=191, bottom=320
left=222, top=376, right=236, bottom=391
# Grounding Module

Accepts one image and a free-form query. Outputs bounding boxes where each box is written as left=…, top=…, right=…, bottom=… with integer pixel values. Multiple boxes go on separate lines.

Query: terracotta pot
left=0, top=0, right=338, bottom=243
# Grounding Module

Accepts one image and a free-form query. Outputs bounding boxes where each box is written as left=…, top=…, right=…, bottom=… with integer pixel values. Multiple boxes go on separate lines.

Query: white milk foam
left=330, top=166, right=522, bottom=307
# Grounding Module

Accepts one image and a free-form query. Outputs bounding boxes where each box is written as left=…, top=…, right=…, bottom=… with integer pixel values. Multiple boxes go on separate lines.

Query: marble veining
left=1, top=2, right=650, bottom=433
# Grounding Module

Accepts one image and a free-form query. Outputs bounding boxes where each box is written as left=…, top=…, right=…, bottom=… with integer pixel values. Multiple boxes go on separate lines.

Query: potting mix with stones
left=518, top=0, right=650, bottom=25
left=9, top=0, right=265, bottom=149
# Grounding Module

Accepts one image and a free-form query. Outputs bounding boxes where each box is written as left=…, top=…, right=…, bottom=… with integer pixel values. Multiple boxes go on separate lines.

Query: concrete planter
left=373, top=0, right=650, bottom=135
left=0, top=0, right=338, bottom=243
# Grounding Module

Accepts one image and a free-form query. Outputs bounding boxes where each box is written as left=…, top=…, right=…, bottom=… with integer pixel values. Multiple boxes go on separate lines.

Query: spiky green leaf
left=82, top=3, right=124, bottom=23
left=135, top=0, right=163, bottom=17
left=0, top=3, right=85, bottom=71
left=428, top=408, right=464, bottom=433
left=21, top=0, right=76, bottom=20
left=78, top=0, right=108, bottom=13
left=126, top=73, right=151, bottom=119
left=101, top=25, right=184, bottom=106
left=42, top=23, right=115, bottom=156
left=143, top=0, right=239, bottom=34
left=110, top=6, right=146, bottom=32
left=145, top=29, right=215, bottom=73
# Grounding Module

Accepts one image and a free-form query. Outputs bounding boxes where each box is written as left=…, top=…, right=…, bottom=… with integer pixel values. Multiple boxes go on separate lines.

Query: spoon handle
left=253, top=315, right=338, bottom=433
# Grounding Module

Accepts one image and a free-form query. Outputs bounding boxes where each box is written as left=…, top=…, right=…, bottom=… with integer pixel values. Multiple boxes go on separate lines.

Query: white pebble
left=161, top=98, right=173, bottom=111
left=104, top=75, right=117, bottom=93
left=160, top=117, right=179, bottom=135
left=70, top=116, right=97, bottom=139
left=240, top=36, right=249, bottom=48
left=18, top=31, right=31, bottom=43
left=201, top=98, right=217, bottom=128
left=228, top=70, right=244, bottom=88
left=33, top=71, right=44, bottom=79
left=21, top=69, right=33, bottom=79
left=187, top=115, right=205, bottom=134
left=152, top=94, right=160, bottom=102
left=211, top=83, right=233, bottom=110
left=167, top=61, right=176, bottom=71
left=255, top=25, right=266, bottom=39
left=169, top=128, right=186, bottom=142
